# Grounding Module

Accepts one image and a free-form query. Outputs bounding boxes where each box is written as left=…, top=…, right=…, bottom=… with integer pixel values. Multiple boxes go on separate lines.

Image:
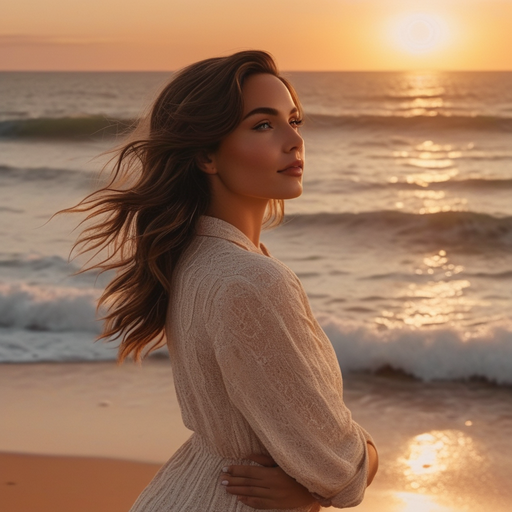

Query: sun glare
left=388, top=13, right=451, bottom=55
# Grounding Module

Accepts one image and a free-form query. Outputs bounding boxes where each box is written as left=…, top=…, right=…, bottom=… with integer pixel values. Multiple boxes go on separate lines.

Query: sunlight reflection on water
left=374, top=249, right=484, bottom=330
left=399, top=429, right=484, bottom=491
left=375, top=280, right=474, bottom=328
left=387, top=430, right=486, bottom=512
left=394, top=492, right=455, bottom=512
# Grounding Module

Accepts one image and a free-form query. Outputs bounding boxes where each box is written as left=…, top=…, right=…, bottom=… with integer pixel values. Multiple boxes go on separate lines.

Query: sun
left=388, top=12, right=450, bottom=55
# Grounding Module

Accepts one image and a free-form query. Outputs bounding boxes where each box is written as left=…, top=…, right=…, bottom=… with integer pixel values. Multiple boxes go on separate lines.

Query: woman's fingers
left=222, top=453, right=276, bottom=479
left=237, top=495, right=277, bottom=510
left=245, top=453, right=276, bottom=467
left=224, top=463, right=276, bottom=482
left=223, top=484, right=273, bottom=498
left=221, top=476, right=270, bottom=490
left=220, top=461, right=317, bottom=509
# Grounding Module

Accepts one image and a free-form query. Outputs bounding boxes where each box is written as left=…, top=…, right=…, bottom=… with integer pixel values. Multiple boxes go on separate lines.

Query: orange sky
left=1, top=0, right=511, bottom=71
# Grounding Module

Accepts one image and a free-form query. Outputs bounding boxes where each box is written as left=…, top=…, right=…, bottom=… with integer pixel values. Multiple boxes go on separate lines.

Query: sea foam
left=0, top=280, right=510, bottom=385
left=0, top=282, right=100, bottom=333
left=322, top=317, right=512, bottom=385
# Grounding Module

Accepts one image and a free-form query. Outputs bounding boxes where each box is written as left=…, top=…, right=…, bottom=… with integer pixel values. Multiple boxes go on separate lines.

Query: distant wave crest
left=0, top=254, right=76, bottom=272
left=0, top=164, right=97, bottom=186
left=284, top=211, right=512, bottom=248
left=305, top=113, right=512, bottom=132
left=2, top=111, right=511, bottom=139
left=0, top=116, right=134, bottom=139
left=362, top=177, right=512, bottom=191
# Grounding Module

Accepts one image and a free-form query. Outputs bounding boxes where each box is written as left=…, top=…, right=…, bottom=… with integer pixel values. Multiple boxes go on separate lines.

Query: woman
left=68, top=50, right=378, bottom=510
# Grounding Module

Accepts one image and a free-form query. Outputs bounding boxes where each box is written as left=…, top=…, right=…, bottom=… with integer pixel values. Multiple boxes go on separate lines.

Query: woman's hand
left=219, top=453, right=318, bottom=510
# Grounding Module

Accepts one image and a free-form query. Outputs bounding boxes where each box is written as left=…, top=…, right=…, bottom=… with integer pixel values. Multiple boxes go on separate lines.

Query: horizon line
left=1, top=68, right=511, bottom=73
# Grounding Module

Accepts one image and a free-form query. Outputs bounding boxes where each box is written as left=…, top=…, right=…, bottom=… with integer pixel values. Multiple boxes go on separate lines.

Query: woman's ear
left=196, top=151, right=217, bottom=175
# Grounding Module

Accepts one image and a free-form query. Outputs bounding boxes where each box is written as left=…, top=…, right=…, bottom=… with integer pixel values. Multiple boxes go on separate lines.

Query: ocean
left=1, top=70, right=511, bottom=384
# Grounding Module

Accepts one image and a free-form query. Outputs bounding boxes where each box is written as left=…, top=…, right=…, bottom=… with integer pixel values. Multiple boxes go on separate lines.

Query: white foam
left=321, top=316, right=512, bottom=385
left=1, top=282, right=511, bottom=385
left=0, top=282, right=100, bottom=332
left=0, top=329, right=117, bottom=363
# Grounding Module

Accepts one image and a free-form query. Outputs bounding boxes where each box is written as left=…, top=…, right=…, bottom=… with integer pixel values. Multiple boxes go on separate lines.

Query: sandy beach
left=2, top=359, right=511, bottom=512
left=1, top=452, right=160, bottom=512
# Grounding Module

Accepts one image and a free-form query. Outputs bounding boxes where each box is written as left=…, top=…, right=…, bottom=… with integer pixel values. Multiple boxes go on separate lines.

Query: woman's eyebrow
left=242, top=106, right=298, bottom=121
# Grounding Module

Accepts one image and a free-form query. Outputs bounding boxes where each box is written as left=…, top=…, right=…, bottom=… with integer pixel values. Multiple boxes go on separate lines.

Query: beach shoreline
left=3, top=360, right=512, bottom=511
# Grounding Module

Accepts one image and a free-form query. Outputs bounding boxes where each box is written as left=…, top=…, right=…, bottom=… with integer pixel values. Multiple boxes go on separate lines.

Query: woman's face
left=206, top=73, right=305, bottom=203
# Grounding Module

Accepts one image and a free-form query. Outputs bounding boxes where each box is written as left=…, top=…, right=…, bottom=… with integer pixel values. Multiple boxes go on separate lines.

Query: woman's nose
left=286, top=126, right=304, bottom=152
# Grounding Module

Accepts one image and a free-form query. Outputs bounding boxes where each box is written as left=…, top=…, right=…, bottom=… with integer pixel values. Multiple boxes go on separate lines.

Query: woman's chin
left=273, top=183, right=303, bottom=200
left=283, top=187, right=303, bottom=200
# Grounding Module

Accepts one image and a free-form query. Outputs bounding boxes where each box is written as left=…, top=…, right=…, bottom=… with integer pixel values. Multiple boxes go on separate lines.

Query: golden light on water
left=389, top=137, right=475, bottom=211
left=402, top=432, right=452, bottom=477
left=401, top=430, right=483, bottom=481
left=392, top=430, right=484, bottom=511
left=384, top=73, right=470, bottom=198
left=397, top=140, right=461, bottom=188
left=395, top=492, right=454, bottom=512
left=374, top=249, right=485, bottom=330
left=376, top=278, right=472, bottom=329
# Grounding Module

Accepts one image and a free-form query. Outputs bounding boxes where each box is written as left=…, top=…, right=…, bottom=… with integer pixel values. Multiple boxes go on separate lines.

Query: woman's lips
left=278, top=160, right=303, bottom=176
left=278, top=166, right=303, bottom=177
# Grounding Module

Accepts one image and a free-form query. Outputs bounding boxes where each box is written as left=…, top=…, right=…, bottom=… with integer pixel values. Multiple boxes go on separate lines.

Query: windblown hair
left=63, top=50, right=303, bottom=362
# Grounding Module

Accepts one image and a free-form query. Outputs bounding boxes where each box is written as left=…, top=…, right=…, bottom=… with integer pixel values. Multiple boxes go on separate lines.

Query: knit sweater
left=129, top=215, right=375, bottom=511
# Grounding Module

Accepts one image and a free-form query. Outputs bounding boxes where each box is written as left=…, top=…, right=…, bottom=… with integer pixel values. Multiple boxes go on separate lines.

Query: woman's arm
left=220, top=454, right=317, bottom=510
left=221, top=441, right=378, bottom=510
left=208, top=271, right=377, bottom=508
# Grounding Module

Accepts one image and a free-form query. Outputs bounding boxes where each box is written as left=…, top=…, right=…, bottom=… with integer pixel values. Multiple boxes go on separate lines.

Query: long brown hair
left=63, top=50, right=303, bottom=362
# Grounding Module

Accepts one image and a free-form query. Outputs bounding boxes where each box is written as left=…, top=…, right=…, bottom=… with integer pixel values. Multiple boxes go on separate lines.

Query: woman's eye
left=291, top=118, right=304, bottom=127
left=254, top=121, right=271, bottom=130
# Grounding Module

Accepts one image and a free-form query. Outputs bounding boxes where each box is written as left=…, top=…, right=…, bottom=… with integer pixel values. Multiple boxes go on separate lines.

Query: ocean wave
left=0, top=116, right=134, bottom=139
left=0, top=282, right=100, bottom=332
left=0, top=164, right=100, bottom=188
left=360, top=269, right=512, bottom=281
left=321, top=317, right=512, bottom=385
left=304, top=113, right=512, bottom=132
left=361, top=177, right=512, bottom=191
left=0, top=254, right=77, bottom=273
left=284, top=211, right=512, bottom=248
left=1, top=294, right=510, bottom=384
left=2, top=111, right=511, bottom=140
left=0, top=330, right=115, bottom=363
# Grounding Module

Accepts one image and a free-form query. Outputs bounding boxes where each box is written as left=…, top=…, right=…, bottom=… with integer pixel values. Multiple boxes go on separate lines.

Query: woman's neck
left=206, top=197, right=268, bottom=248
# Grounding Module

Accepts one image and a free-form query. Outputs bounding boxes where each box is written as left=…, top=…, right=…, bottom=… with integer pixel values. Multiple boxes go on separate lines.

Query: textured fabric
left=129, top=215, right=375, bottom=512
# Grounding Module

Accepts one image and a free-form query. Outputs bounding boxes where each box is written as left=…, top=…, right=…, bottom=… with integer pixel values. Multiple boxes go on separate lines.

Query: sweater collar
left=196, top=215, right=271, bottom=257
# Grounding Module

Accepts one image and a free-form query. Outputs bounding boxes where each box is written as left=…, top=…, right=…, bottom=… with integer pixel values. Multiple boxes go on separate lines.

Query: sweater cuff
left=311, top=493, right=332, bottom=507
left=324, top=436, right=374, bottom=509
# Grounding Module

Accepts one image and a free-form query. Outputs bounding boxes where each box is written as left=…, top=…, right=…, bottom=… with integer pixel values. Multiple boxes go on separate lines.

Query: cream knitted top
left=129, top=216, right=375, bottom=512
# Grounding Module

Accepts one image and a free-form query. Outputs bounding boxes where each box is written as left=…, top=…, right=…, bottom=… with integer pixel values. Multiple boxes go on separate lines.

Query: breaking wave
left=322, top=318, right=512, bottom=385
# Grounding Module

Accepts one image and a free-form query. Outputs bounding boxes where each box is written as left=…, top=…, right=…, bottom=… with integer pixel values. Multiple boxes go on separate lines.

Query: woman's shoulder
left=198, top=235, right=287, bottom=277
left=180, top=234, right=298, bottom=296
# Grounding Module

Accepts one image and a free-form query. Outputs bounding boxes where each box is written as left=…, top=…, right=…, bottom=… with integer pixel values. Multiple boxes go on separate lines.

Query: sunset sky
left=1, top=0, right=511, bottom=71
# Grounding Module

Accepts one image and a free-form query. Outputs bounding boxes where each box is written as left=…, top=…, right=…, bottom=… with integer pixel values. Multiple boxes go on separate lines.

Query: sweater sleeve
left=205, top=265, right=375, bottom=509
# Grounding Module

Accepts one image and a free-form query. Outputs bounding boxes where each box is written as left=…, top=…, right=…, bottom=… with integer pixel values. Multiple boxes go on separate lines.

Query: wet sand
left=0, top=452, right=160, bottom=512
left=2, top=359, right=511, bottom=511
